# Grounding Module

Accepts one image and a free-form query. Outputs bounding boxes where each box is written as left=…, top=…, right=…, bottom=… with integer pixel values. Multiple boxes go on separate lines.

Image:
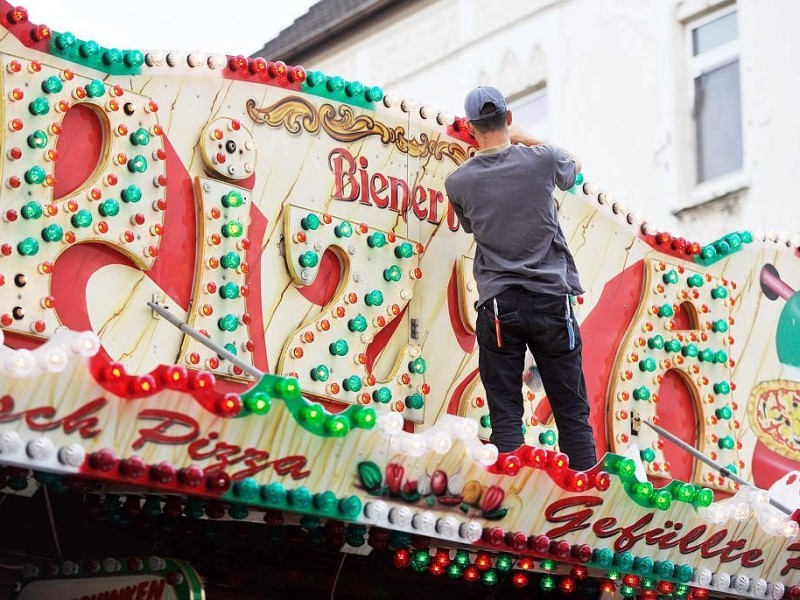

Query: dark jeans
left=476, top=286, right=597, bottom=471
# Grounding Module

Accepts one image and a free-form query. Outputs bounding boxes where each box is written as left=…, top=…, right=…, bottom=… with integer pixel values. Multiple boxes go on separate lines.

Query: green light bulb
left=540, top=559, right=555, bottom=572
left=221, top=220, right=243, bottom=237
left=674, top=483, right=697, bottom=502
left=326, top=75, right=345, bottom=93
left=725, top=232, right=742, bottom=250
left=21, top=201, right=43, bottom=219
left=631, top=480, right=653, bottom=500
left=329, top=339, right=349, bottom=356
left=342, top=375, right=362, bottom=392
left=711, top=286, right=728, bottom=299
left=41, top=224, right=63, bottom=242
left=714, top=349, right=728, bottom=364
left=658, top=304, right=674, bottom=318
left=639, top=357, right=657, bottom=372
left=301, top=404, right=323, bottom=425
left=219, top=282, right=240, bottom=299
left=620, top=585, right=635, bottom=598
left=121, top=185, right=142, bottom=203
left=687, top=273, right=704, bottom=287
left=103, top=48, right=123, bottom=66
left=313, top=490, right=337, bottom=512
left=245, top=392, right=270, bottom=415
left=406, top=393, right=424, bottom=410
left=54, top=32, right=76, bottom=51
left=218, top=313, right=239, bottom=332
left=367, top=232, right=387, bottom=247
left=79, top=40, right=99, bottom=58
left=288, top=487, right=312, bottom=509
left=634, top=556, right=653, bottom=575
left=334, top=221, right=352, bottom=238
left=675, top=564, right=693, bottom=583
left=222, top=190, right=244, bottom=208
left=632, top=386, right=651, bottom=401
left=345, top=81, right=364, bottom=98
left=129, top=128, right=150, bottom=146
left=613, top=551, right=634, bottom=571
left=713, top=381, right=730, bottom=395
left=338, top=494, right=362, bottom=518
left=299, top=251, right=318, bottom=268
left=593, top=548, right=613, bottom=567
left=662, top=270, right=678, bottom=284
left=234, top=477, right=259, bottom=499
left=17, top=237, right=40, bottom=256
left=446, top=564, right=462, bottom=579
left=454, top=550, right=470, bottom=568
left=640, top=448, right=656, bottom=462
left=699, top=348, right=715, bottom=362
left=27, top=129, right=48, bottom=149
left=352, top=407, right=376, bottom=429
left=372, top=387, right=392, bottom=404
left=223, top=342, right=238, bottom=356
left=220, top=252, right=241, bottom=269
left=665, top=339, right=682, bottom=353
left=24, top=166, right=46, bottom=184
left=700, top=245, right=716, bottom=260
left=681, top=343, right=698, bottom=358
left=85, top=79, right=105, bottom=98
left=348, top=315, right=367, bottom=332
left=127, top=154, right=147, bottom=173
left=718, top=435, right=735, bottom=449
left=394, top=242, right=413, bottom=258
left=479, top=413, right=492, bottom=428
left=539, top=429, right=556, bottom=445
left=539, top=575, right=556, bottom=591
left=383, top=265, right=402, bottom=282
left=365, top=290, right=383, bottom=306
left=653, top=489, right=672, bottom=510
left=365, top=86, right=383, bottom=102
left=71, top=209, right=93, bottom=228
left=326, top=415, right=350, bottom=436
left=715, top=405, right=733, bottom=420
left=655, top=560, right=674, bottom=579
left=712, top=319, right=728, bottom=332
left=310, top=365, right=330, bottom=382
left=261, top=481, right=286, bottom=504
left=301, top=214, right=320, bottom=230
left=715, top=240, right=731, bottom=255
left=616, top=458, right=636, bottom=478
left=740, top=230, right=753, bottom=243
left=647, top=335, right=664, bottom=350
left=124, top=50, right=144, bottom=67
left=481, top=569, right=498, bottom=586
left=694, top=488, right=714, bottom=507
left=274, top=377, right=301, bottom=400
left=29, top=96, right=50, bottom=116
left=99, top=199, right=120, bottom=217
left=408, top=357, right=426, bottom=374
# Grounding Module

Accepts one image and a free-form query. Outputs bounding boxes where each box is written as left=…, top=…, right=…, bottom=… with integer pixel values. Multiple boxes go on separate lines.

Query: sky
left=21, top=0, right=320, bottom=56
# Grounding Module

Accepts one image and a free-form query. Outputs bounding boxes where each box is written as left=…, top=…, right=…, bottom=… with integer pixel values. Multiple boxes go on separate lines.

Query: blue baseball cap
left=464, top=86, right=508, bottom=121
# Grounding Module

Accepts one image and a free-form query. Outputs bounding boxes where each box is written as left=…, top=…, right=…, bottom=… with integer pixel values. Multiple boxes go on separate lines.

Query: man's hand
left=509, top=125, right=544, bottom=147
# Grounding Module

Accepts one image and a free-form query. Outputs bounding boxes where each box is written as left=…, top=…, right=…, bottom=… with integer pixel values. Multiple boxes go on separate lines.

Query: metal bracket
left=631, top=409, right=641, bottom=436
left=151, top=294, right=168, bottom=320
left=410, top=318, right=420, bottom=341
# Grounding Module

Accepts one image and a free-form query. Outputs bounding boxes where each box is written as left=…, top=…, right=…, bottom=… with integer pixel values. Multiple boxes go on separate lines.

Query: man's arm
left=509, top=125, right=582, bottom=174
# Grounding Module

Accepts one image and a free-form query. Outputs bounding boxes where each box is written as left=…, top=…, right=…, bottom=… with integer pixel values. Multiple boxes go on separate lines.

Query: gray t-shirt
left=445, top=143, right=584, bottom=308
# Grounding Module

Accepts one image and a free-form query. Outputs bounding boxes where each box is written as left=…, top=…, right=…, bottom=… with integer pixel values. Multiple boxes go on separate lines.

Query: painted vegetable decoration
left=355, top=461, right=508, bottom=519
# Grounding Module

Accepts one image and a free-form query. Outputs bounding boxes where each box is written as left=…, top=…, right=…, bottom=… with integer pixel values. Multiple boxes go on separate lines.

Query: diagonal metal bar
left=644, top=419, right=793, bottom=515
left=147, top=301, right=263, bottom=379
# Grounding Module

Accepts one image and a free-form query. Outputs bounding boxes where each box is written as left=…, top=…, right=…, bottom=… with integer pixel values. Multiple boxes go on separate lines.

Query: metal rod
left=644, top=419, right=793, bottom=515
left=147, top=301, right=263, bottom=379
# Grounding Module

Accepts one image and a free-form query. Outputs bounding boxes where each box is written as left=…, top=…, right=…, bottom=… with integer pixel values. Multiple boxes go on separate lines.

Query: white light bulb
left=39, top=347, right=69, bottom=372
left=459, top=520, right=483, bottom=542
left=411, top=511, right=435, bottom=533
left=72, top=332, right=101, bottom=357
left=377, top=412, right=404, bottom=434
left=712, top=572, right=731, bottom=590
left=435, top=516, right=459, bottom=537
left=695, top=568, right=712, bottom=586
left=428, top=432, right=452, bottom=454
left=388, top=506, right=413, bottom=527
left=473, top=443, right=499, bottom=466
left=783, top=520, right=799, bottom=539
left=26, top=436, right=55, bottom=461
left=0, top=431, right=23, bottom=455
left=770, top=581, right=785, bottom=599
left=364, top=500, right=388, bottom=521
left=58, top=443, right=86, bottom=468
left=453, top=418, right=479, bottom=439
left=5, top=349, right=36, bottom=376
left=732, top=502, right=750, bottom=522
left=145, top=51, right=164, bottom=67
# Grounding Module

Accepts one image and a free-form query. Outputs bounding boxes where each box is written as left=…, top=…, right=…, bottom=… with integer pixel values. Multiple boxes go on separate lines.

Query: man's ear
left=467, top=121, right=476, bottom=137
left=506, top=111, right=513, bottom=126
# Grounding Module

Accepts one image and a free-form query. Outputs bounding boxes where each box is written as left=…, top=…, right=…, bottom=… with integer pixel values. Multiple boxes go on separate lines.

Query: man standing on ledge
left=444, top=86, right=597, bottom=472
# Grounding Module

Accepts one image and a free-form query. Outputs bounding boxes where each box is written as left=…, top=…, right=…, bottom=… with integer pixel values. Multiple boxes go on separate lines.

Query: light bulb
left=72, top=331, right=101, bottom=356
left=58, top=443, right=86, bottom=467
left=411, top=511, right=435, bottom=532
left=364, top=500, right=388, bottom=521
left=0, top=431, right=23, bottom=454
left=435, top=516, right=459, bottom=537
left=472, top=443, right=499, bottom=466
left=377, top=412, right=403, bottom=433
left=428, top=432, right=452, bottom=454
left=5, top=349, right=36, bottom=376
left=388, top=506, right=413, bottom=527
left=39, top=346, right=68, bottom=372
left=459, top=520, right=483, bottom=542
left=26, top=436, right=55, bottom=460
left=452, top=418, right=479, bottom=439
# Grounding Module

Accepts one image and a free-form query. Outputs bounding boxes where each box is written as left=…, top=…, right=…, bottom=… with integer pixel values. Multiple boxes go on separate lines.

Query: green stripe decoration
left=302, top=69, right=383, bottom=110
left=49, top=31, right=144, bottom=76
left=239, top=373, right=377, bottom=437
left=602, top=454, right=713, bottom=511
left=224, top=478, right=364, bottom=521
left=694, top=230, right=753, bottom=267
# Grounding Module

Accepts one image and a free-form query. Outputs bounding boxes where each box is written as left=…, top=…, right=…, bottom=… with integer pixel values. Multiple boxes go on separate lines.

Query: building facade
left=256, top=0, right=800, bottom=243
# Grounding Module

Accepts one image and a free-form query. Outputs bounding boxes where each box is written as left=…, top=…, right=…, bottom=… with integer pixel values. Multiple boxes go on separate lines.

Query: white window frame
left=685, top=5, right=748, bottom=206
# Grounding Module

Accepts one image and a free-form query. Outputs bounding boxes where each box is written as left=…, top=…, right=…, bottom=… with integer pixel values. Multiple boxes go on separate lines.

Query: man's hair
left=469, top=102, right=508, bottom=133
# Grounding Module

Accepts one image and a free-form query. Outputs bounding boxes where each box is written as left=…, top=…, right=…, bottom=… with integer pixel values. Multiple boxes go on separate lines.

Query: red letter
left=147, top=579, right=166, bottom=600
left=545, top=495, right=603, bottom=538
left=370, top=173, right=389, bottom=208
left=411, top=186, right=428, bottom=220
left=329, top=148, right=359, bottom=201
left=132, top=409, right=199, bottom=450
left=388, top=177, right=409, bottom=215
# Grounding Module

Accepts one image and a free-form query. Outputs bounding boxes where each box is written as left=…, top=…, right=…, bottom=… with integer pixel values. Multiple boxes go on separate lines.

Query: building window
left=510, top=87, right=549, bottom=141
left=689, top=8, right=743, bottom=184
